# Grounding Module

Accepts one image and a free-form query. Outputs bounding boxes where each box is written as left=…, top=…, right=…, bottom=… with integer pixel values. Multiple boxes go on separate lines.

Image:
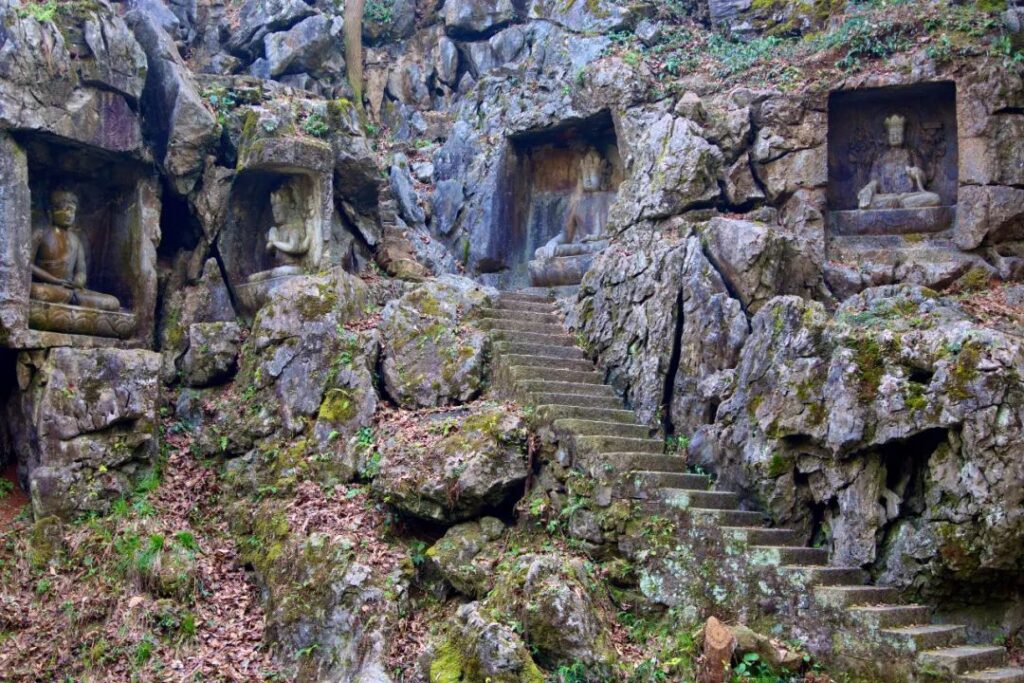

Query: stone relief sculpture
left=856, top=114, right=941, bottom=210
left=30, top=188, right=121, bottom=312
left=262, top=182, right=313, bottom=275
left=533, top=149, right=608, bottom=261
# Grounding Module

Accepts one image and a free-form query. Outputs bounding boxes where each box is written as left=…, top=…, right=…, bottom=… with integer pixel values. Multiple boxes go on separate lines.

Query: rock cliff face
left=1, top=0, right=1023, bottom=680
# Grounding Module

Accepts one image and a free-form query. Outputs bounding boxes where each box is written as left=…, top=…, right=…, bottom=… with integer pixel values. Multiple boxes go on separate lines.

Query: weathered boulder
left=609, top=111, right=722, bottom=228
left=429, top=603, right=544, bottom=683
left=178, top=321, right=243, bottom=387
left=389, top=152, right=425, bottom=226
left=527, top=0, right=632, bottom=33
left=126, top=9, right=218, bottom=194
left=954, top=185, right=1024, bottom=250
left=370, top=403, right=528, bottom=523
left=426, top=517, right=505, bottom=598
left=263, top=14, right=343, bottom=78
left=443, top=0, right=517, bottom=39
left=4, top=348, right=161, bottom=519
left=379, top=276, right=492, bottom=408
left=224, top=0, right=314, bottom=56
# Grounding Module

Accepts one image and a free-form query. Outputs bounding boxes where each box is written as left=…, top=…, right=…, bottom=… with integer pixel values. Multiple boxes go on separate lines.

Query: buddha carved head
left=270, top=182, right=303, bottom=225
left=50, top=187, right=78, bottom=229
left=885, top=114, right=907, bottom=148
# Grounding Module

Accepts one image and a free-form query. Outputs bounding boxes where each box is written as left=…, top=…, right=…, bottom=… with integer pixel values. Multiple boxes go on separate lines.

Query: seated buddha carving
left=857, top=114, right=941, bottom=210
left=30, top=188, right=120, bottom=312
left=534, top=149, right=607, bottom=260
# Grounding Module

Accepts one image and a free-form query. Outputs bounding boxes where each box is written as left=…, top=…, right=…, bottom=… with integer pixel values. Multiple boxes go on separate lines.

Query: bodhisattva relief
left=856, top=114, right=941, bottom=210
left=30, top=188, right=121, bottom=312
left=262, top=182, right=312, bottom=274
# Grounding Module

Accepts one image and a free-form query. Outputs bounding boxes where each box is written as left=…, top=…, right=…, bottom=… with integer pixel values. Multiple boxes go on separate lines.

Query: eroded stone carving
left=856, top=115, right=941, bottom=210
left=254, top=181, right=313, bottom=280
left=27, top=188, right=136, bottom=339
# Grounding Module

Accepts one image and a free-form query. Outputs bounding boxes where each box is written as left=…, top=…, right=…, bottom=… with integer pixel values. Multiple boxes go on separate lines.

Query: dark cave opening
left=157, top=181, right=204, bottom=267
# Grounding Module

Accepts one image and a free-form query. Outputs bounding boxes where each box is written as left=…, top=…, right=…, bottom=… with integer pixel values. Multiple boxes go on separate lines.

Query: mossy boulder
left=379, top=275, right=493, bottom=409
left=426, top=516, right=505, bottom=597
left=371, top=403, right=529, bottom=523
left=429, top=602, right=545, bottom=683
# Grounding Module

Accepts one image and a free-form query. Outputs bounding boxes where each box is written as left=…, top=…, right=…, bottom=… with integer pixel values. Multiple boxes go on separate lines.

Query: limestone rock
left=224, top=0, right=314, bottom=57
left=426, top=517, right=505, bottom=597
left=178, top=321, right=243, bottom=387
left=4, top=348, right=161, bottom=519
left=379, top=276, right=492, bottom=408
left=263, top=14, right=342, bottom=78
left=389, top=153, right=425, bottom=226
left=443, top=0, right=517, bottom=39
left=371, top=404, right=528, bottom=523
left=954, top=185, right=1024, bottom=250
left=527, top=0, right=632, bottom=33
left=429, top=603, right=544, bottom=683
left=126, top=9, right=218, bottom=194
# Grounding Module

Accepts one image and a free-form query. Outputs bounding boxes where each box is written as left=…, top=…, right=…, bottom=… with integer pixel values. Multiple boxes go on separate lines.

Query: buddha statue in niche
left=534, top=149, right=607, bottom=260
left=30, top=188, right=121, bottom=312
left=856, top=114, right=941, bottom=210
left=263, top=182, right=311, bottom=273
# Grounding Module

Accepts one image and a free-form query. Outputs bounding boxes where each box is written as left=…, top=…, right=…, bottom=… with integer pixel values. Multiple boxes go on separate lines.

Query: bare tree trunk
left=343, top=0, right=365, bottom=113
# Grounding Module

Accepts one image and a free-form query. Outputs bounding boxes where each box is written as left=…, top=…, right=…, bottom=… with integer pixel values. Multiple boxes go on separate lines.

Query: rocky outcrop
left=695, top=285, right=1024, bottom=601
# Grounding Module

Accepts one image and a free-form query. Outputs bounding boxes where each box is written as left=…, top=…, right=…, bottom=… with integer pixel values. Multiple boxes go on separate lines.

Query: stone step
left=553, top=418, right=651, bottom=439
left=632, top=471, right=711, bottom=490
left=814, top=585, right=900, bottom=609
left=533, top=393, right=625, bottom=410
left=494, top=342, right=585, bottom=360
left=722, top=527, right=800, bottom=546
left=498, top=293, right=555, bottom=304
left=959, top=668, right=1024, bottom=683
left=881, top=625, right=967, bottom=652
left=517, top=380, right=618, bottom=397
left=510, top=366, right=604, bottom=385
left=502, top=354, right=596, bottom=373
left=489, top=330, right=575, bottom=347
left=750, top=546, right=829, bottom=566
left=778, top=565, right=868, bottom=587
left=480, top=307, right=560, bottom=324
left=689, top=508, right=767, bottom=526
left=537, top=404, right=637, bottom=424
left=660, top=488, right=740, bottom=510
left=494, top=300, right=558, bottom=314
left=847, top=605, right=932, bottom=629
left=600, top=453, right=689, bottom=473
left=479, top=318, right=565, bottom=335
left=919, top=647, right=1008, bottom=676
left=576, top=435, right=663, bottom=454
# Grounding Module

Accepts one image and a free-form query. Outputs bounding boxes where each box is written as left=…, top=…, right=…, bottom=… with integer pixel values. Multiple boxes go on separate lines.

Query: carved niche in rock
left=827, top=82, right=958, bottom=236
left=217, top=138, right=334, bottom=318
left=0, top=133, right=160, bottom=348
left=480, top=111, right=623, bottom=290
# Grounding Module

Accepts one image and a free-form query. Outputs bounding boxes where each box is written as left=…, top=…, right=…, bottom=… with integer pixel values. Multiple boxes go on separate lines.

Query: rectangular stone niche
left=0, top=132, right=159, bottom=349
left=483, top=110, right=623, bottom=289
left=827, top=82, right=958, bottom=237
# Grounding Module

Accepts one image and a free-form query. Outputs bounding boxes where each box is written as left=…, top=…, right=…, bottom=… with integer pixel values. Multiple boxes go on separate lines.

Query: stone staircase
left=482, top=291, right=1024, bottom=683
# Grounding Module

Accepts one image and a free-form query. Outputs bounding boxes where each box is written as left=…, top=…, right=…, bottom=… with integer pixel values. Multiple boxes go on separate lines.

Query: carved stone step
left=553, top=418, right=651, bottom=439
left=659, top=488, right=740, bottom=510
left=688, top=508, right=767, bottom=526
left=722, top=527, right=800, bottom=546
left=919, top=647, right=1008, bottom=676
left=881, top=625, right=966, bottom=652
left=630, top=471, right=711, bottom=491
left=498, top=293, right=555, bottom=305
left=599, top=453, right=690, bottom=474
left=517, top=380, right=617, bottom=397
left=814, top=585, right=900, bottom=609
left=576, top=435, right=663, bottom=454
left=750, top=546, right=829, bottom=566
left=479, top=318, right=565, bottom=335
left=494, top=300, right=559, bottom=314
left=538, top=404, right=637, bottom=424
left=510, top=366, right=604, bottom=384
left=847, top=605, right=932, bottom=629
left=533, top=393, right=625, bottom=410
left=958, top=667, right=1024, bottom=683
left=480, top=307, right=560, bottom=324
left=494, top=342, right=585, bottom=360
left=489, top=330, right=575, bottom=347
left=778, top=566, right=868, bottom=587
left=503, top=354, right=596, bottom=372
